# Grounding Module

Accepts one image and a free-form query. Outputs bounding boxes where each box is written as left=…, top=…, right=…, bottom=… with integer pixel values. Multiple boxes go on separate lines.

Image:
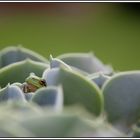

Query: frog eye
left=39, top=79, right=47, bottom=86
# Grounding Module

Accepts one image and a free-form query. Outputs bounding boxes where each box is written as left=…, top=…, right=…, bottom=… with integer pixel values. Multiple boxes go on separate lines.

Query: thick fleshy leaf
left=71, top=66, right=89, bottom=76
left=16, top=114, right=124, bottom=137
left=0, top=102, right=41, bottom=137
left=42, top=67, right=103, bottom=116
left=0, top=101, right=43, bottom=118
left=87, top=72, right=111, bottom=88
left=0, top=127, right=30, bottom=137
left=57, top=52, right=113, bottom=74
left=0, top=46, right=48, bottom=68
left=0, top=124, right=35, bottom=137
left=0, top=102, right=125, bottom=137
left=17, top=114, right=94, bottom=137
left=49, top=55, right=88, bottom=76
left=0, top=59, right=49, bottom=88
left=102, top=71, right=140, bottom=125
left=24, top=93, right=34, bottom=101
left=31, top=86, right=63, bottom=111
left=49, top=55, right=72, bottom=70
left=0, top=84, right=25, bottom=102
left=11, top=82, right=34, bottom=101
left=78, top=118, right=125, bottom=137
left=42, top=68, right=60, bottom=85
left=11, top=82, right=22, bottom=87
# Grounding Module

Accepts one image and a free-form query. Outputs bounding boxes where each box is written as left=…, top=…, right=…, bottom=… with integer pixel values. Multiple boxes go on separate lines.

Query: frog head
left=25, top=73, right=46, bottom=88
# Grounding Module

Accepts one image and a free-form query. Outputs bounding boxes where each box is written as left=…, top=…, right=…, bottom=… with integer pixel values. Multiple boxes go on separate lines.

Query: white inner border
left=0, top=0, right=140, bottom=2
left=0, top=0, right=139, bottom=139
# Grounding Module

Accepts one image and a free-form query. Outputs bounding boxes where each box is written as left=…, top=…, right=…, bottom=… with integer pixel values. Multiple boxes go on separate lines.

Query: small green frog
left=22, top=73, right=47, bottom=93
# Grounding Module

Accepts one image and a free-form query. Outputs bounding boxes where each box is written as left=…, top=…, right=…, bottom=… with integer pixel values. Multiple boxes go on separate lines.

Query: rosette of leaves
left=1, top=46, right=136, bottom=137
left=0, top=47, right=105, bottom=110
left=102, top=71, right=140, bottom=135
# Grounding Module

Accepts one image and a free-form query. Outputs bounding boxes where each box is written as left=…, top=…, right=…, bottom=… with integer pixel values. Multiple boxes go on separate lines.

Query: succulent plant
left=0, top=45, right=139, bottom=137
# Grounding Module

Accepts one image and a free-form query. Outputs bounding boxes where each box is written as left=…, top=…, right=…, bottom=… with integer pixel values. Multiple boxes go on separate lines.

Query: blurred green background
left=0, top=3, right=140, bottom=71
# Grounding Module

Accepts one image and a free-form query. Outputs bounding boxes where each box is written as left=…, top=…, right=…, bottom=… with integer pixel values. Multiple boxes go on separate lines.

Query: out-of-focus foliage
left=0, top=3, right=140, bottom=71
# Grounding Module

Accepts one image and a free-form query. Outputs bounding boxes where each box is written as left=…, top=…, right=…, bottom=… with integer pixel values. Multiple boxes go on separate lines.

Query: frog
left=22, top=73, right=47, bottom=93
